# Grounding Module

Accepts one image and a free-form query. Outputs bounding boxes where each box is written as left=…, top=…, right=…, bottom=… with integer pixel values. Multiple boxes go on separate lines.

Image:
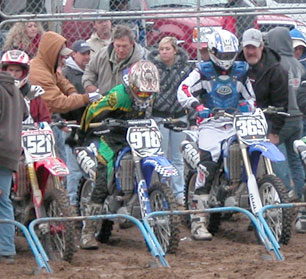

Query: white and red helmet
left=1, top=49, right=30, bottom=87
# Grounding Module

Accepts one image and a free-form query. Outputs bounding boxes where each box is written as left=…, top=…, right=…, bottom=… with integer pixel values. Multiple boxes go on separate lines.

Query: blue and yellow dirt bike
left=73, top=118, right=181, bottom=253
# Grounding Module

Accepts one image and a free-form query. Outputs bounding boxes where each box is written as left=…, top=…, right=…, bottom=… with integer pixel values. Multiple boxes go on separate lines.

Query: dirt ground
left=2, top=214, right=306, bottom=279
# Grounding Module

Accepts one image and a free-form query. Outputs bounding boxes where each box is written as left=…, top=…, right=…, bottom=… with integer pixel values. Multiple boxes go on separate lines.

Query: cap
left=60, top=45, right=73, bottom=56
left=242, top=28, right=263, bottom=47
left=293, top=39, right=306, bottom=49
left=71, top=40, right=92, bottom=53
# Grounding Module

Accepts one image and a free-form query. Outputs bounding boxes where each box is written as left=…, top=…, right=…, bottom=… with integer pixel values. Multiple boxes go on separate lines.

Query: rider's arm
left=80, top=84, right=130, bottom=132
left=177, top=68, right=202, bottom=109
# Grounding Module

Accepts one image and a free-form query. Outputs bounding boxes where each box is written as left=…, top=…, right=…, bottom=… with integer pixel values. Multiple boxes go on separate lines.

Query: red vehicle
left=61, top=0, right=306, bottom=59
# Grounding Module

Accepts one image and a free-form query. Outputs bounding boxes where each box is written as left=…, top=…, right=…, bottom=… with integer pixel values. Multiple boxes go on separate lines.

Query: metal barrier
left=28, top=214, right=170, bottom=273
left=143, top=207, right=285, bottom=261
left=0, top=219, right=50, bottom=272
left=21, top=202, right=306, bottom=272
left=143, top=203, right=306, bottom=263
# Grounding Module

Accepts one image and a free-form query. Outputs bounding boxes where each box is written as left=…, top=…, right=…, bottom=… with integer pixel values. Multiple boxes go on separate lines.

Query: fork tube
left=240, top=145, right=263, bottom=215
left=263, top=157, right=274, bottom=175
left=240, top=146, right=253, bottom=177
left=27, top=163, right=43, bottom=217
left=133, top=157, right=152, bottom=218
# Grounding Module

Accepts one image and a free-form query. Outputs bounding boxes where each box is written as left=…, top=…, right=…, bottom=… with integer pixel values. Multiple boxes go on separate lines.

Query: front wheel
left=43, top=177, right=75, bottom=262
left=258, top=175, right=293, bottom=245
left=149, top=182, right=180, bottom=254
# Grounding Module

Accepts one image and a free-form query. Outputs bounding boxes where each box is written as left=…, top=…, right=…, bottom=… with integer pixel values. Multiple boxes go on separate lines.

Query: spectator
left=86, top=19, right=112, bottom=54
left=82, top=25, right=146, bottom=95
left=29, top=31, right=101, bottom=116
left=61, top=40, right=92, bottom=214
left=28, top=31, right=101, bottom=161
left=77, top=60, right=160, bottom=249
left=148, top=36, right=193, bottom=206
left=297, top=73, right=306, bottom=115
left=3, top=21, right=44, bottom=58
left=222, top=0, right=258, bottom=41
left=290, top=29, right=306, bottom=140
left=289, top=28, right=306, bottom=70
left=0, top=71, right=28, bottom=264
left=266, top=27, right=305, bottom=203
left=237, top=28, right=288, bottom=145
left=1, top=49, right=51, bottom=123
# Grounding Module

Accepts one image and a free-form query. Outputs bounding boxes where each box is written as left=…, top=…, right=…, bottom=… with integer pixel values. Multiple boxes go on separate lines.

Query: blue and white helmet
left=207, top=29, right=239, bottom=70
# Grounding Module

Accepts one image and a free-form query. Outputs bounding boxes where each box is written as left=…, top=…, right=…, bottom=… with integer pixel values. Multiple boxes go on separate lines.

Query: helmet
left=207, top=29, right=239, bottom=70
left=1, top=49, right=30, bottom=88
left=128, top=60, right=160, bottom=104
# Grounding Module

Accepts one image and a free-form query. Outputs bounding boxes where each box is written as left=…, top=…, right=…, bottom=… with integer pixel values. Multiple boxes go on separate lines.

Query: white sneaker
left=80, top=233, right=98, bottom=249
left=191, top=220, right=212, bottom=241
left=296, top=212, right=306, bottom=233
left=176, top=197, right=185, bottom=207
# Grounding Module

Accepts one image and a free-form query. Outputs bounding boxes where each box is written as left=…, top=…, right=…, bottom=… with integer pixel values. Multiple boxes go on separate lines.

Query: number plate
left=127, top=126, right=162, bottom=157
left=22, top=129, right=54, bottom=158
left=234, top=114, right=267, bottom=142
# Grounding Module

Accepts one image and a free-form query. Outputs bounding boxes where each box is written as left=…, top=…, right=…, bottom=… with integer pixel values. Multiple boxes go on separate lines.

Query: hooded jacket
left=0, top=72, right=27, bottom=171
left=266, top=27, right=305, bottom=119
left=82, top=42, right=146, bottom=95
left=29, top=31, right=89, bottom=114
left=148, top=47, right=193, bottom=118
left=237, top=46, right=288, bottom=135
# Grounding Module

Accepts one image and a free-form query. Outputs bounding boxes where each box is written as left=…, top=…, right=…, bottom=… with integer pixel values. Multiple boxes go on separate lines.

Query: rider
left=177, top=29, right=256, bottom=241
left=1, top=49, right=51, bottom=123
left=76, top=60, right=160, bottom=249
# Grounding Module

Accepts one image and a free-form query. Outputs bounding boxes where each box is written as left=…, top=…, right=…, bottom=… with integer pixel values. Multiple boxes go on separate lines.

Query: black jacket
left=61, top=57, right=86, bottom=123
left=148, top=48, right=193, bottom=118
left=0, top=72, right=27, bottom=171
left=297, top=73, right=306, bottom=115
left=237, top=47, right=288, bottom=135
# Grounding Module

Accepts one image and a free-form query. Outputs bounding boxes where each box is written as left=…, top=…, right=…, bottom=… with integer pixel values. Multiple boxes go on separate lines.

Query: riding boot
left=191, top=194, right=212, bottom=241
left=80, top=202, right=102, bottom=249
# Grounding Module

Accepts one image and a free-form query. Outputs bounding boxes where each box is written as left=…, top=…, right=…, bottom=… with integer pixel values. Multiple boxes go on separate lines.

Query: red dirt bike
left=12, top=121, right=75, bottom=262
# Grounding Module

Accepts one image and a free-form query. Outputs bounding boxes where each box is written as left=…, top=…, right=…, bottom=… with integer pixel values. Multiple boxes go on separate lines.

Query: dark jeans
left=273, top=118, right=305, bottom=199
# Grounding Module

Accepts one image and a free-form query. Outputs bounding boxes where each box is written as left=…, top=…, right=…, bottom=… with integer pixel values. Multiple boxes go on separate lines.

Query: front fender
left=248, top=142, right=285, bottom=162
left=35, top=157, right=69, bottom=176
left=141, top=156, right=178, bottom=186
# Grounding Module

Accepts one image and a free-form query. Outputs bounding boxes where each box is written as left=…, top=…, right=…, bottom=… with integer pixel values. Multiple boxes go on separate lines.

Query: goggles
left=135, top=91, right=153, bottom=99
left=215, top=51, right=237, bottom=61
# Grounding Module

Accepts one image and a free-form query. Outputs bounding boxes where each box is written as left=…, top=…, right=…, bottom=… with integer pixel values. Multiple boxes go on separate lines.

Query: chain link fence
left=0, top=0, right=306, bottom=61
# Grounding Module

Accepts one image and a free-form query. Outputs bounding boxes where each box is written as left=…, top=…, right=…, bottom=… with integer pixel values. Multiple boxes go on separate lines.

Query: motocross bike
left=73, top=118, right=181, bottom=253
left=182, top=107, right=293, bottom=244
left=12, top=121, right=75, bottom=262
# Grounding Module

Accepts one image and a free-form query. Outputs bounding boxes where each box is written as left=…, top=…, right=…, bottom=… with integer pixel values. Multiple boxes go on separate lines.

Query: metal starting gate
left=2, top=202, right=306, bottom=273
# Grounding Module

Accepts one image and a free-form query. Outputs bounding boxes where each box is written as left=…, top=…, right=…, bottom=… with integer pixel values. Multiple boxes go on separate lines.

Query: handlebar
left=209, top=106, right=290, bottom=120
